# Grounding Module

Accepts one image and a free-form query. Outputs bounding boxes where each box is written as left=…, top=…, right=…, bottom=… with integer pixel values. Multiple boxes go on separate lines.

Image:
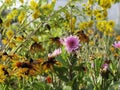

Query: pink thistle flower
left=113, top=41, right=120, bottom=49
left=60, top=35, right=81, bottom=53
left=48, top=48, right=62, bottom=58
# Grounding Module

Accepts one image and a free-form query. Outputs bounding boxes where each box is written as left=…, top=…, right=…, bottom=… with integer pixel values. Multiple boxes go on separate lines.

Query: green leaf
left=109, top=81, right=120, bottom=89
left=63, top=86, right=72, bottom=90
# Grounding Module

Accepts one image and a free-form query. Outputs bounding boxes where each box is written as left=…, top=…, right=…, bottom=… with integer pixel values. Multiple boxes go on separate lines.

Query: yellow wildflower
left=6, top=29, right=14, bottom=38
left=89, top=41, right=95, bottom=46
left=19, top=0, right=24, bottom=3
left=2, top=38, right=8, bottom=45
left=4, top=19, right=11, bottom=28
left=87, top=20, right=94, bottom=27
left=93, top=9, right=99, bottom=16
left=116, top=36, right=120, bottom=41
left=9, top=42, right=16, bottom=48
left=106, top=26, right=114, bottom=33
left=96, top=13, right=104, bottom=20
left=30, top=0, right=38, bottom=10
left=16, top=36, right=24, bottom=42
left=114, top=53, right=119, bottom=57
left=7, top=13, right=13, bottom=20
left=110, top=46, right=115, bottom=52
left=12, top=9, right=18, bottom=17
left=107, top=20, right=115, bottom=27
left=86, top=10, right=92, bottom=16
left=32, top=9, right=41, bottom=19
left=103, top=9, right=108, bottom=18
left=99, top=0, right=111, bottom=9
left=47, top=3, right=52, bottom=9
left=18, top=11, right=26, bottom=23
left=0, top=64, right=8, bottom=83
left=79, top=22, right=88, bottom=30
left=87, top=29, right=94, bottom=35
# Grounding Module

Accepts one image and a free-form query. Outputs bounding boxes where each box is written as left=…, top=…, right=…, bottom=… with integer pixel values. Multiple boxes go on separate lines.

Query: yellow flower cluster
left=6, top=9, right=18, bottom=20
left=99, top=0, right=115, bottom=9
left=4, top=9, right=18, bottom=27
left=97, top=20, right=115, bottom=35
left=40, top=0, right=56, bottom=15
left=79, top=20, right=94, bottom=30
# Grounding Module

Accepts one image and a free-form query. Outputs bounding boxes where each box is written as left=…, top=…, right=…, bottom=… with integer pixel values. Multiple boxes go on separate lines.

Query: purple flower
left=60, top=35, right=81, bottom=53
left=102, top=63, right=108, bottom=71
left=48, top=48, right=62, bottom=58
left=113, top=41, right=120, bottom=49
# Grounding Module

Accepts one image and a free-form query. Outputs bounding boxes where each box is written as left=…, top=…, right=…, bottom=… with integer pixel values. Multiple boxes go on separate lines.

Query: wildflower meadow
left=0, top=0, right=120, bottom=90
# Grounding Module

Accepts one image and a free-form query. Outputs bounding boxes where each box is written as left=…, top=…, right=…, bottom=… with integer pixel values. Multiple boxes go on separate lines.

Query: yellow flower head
left=107, top=20, right=115, bottom=27
left=12, top=9, right=18, bottom=17
left=87, top=20, right=94, bottom=27
left=116, top=36, right=120, bottom=41
left=19, top=0, right=24, bottom=3
left=79, top=22, right=88, bottom=30
left=86, top=10, right=92, bottom=16
left=6, top=29, right=14, bottom=38
left=99, top=0, right=111, bottom=9
left=18, top=11, right=26, bottom=23
left=9, top=42, right=16, bottom=48
left=96, top=13, right=104, bottom=20
left=16, top=36, right=24, bottom=42
left=4, top=19, right=11, bottom=28
left=2, top=38, right=8, bottom=45
left=30, top=0, right=38, bottom=10
left=103, top=9, right=108, bottom=18
left=87, top=29, right=94, bottom=35
left=7, top=13, right=13, bottom=20
left=32, top=9, right=41, bottom=19
left=46, top=3, right=52, bottom=9
left=93, top=9, right=99, bottom=16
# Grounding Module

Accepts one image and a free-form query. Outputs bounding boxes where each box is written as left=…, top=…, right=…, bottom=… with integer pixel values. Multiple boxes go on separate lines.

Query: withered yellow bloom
left=9, top=42, right=16, bottom=48
left=16, top=36, right=24, bottom=42
left=116, top=36, right=120, bottom=41
left=0, top=64, right=7, bottom=83
left=6, top=29, right=14, bottom=38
